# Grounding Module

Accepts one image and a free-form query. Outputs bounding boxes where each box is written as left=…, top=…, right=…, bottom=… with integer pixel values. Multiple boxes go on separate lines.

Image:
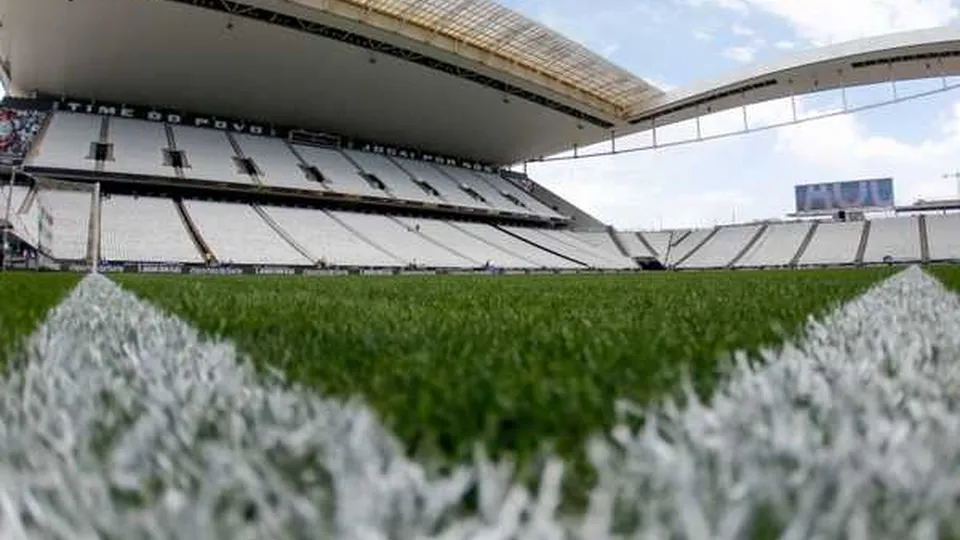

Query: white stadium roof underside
left=3, top=0, right=960, bottom=165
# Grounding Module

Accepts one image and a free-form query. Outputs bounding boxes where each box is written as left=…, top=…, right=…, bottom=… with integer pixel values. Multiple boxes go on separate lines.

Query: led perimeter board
left=794, top=178, right=895, bottom=214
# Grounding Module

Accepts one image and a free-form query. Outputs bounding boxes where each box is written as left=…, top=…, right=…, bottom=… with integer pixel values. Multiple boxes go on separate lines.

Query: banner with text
left=794, top=178, right=895, bottom=213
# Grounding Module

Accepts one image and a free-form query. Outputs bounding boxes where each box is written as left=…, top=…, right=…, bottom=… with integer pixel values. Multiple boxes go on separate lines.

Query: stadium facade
left=0, top=0, right=959, bottom=274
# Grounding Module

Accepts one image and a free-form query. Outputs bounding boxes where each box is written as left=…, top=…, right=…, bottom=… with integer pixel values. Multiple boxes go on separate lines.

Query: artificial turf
left=113, top=268, right=894, bottom=484
left=930, top=264, right=960, bottom=292
left=0, top=271, right=80, bottom=369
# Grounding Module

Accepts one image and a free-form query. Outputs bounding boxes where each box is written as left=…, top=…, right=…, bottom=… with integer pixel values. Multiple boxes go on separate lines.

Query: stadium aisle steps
left=324, top=211, right=406, bottom=264
left=637, top=231, right=665, bottom=261
left=387, top=216, right=480, bottom=266
left=252, top=205, right=317, bottom=264
left=446, top=222, right=541, bottom=267
left=496, top=226, right=587, bottom=267
left=789, top=221, right=818, bottom=267
left=855, top=220, right=871, bottom=265
left=919, top=214, right=931, bottom=263
left=606, top=226, right=632, bottom=258
left=673, top=226, right=719, bottom=268
left=727, top=223, right=769, bottom=268
left=173, top=197, right=215, bottom=263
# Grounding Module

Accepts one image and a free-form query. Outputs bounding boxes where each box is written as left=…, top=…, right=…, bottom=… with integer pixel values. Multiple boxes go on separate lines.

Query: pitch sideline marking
left=0, top=267, right=957, bottom=539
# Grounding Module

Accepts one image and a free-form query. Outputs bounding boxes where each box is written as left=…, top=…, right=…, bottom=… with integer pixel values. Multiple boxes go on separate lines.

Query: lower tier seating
left=926, top=213, right=960, bottom=261
left=733, top=222, right=812, bottom=268
left=101, top=195, right=203, bottom=263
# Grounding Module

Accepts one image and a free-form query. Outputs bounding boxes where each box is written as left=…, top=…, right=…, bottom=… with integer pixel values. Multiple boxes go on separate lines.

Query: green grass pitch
left=0, top=272, right=79, bottom=370
left=110, top=267, right=898, bottom=496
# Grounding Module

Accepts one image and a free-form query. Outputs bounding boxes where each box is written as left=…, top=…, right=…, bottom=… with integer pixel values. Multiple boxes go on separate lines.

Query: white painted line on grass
left=0, top=267, right=957, bottom=539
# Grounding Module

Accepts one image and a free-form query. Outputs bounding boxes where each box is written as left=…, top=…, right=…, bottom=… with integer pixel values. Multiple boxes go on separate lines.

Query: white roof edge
left=630, top=25, right=960, bottom=119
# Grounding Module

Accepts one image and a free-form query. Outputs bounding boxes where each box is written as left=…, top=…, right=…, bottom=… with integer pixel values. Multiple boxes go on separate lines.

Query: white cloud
left=647, top=77, right=678, bottom=92
left=773, top=101, right=960, bottom=202
left=722, top=45, right=757, bottom=62
left=731, top=23, right=756, bottom=36
left=773, top=40, right=796, bottom=49
left=686, top=0, right=751, bottom=14
left=694, top=29, right=713, bottom=41
left=700, top=0, right=958, bottom=45
left=600, top=43, right=621, bottom=58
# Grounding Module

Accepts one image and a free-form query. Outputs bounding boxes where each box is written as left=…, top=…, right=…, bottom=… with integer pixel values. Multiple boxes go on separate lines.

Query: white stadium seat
left=564, top=231, right=625, bottom=258
left=797, top=221, right=864, bottom=266
left=294, top=146, right=386, bottom=198
left=330, top=211, right=475, bottom=268
left=640, top=231, right=672, bottom=262
left=614, top=231, right=656, bottom=259
left=473, top=171, right=562, bottom=218
left=101, top=195, right=202, bottom=263
left=29, top=112, right=100, bottom=171
left=734, top=222, right=812, bottom=268
left=102, top=118, right=170, bottom=177
left=862, top=216, right=921, bottom=263
left=343, top=150, right=438, bottom=203
left=171, top=126, right=254, bottom=185
left=392, top=157, right=490, bottom=209
left=234, top=135, right=321, bottom=192
left=926, top=213, right=960, bottom=261
left=667, top=229, right=712, bottom=266
left=539, top=229, right=635, bottom=268
left=679, top=224, right=761, bottom=269
left=396, top=217, right=538, bottom=268
left=433, top=165, right=531, bottom=215
left=183, top=200, right=310, bottom=265
left=263, top=206, right=402, bottom=267
left=502, top=226, right=630, bottom=269
left=454, top=222, right=582, bottom=268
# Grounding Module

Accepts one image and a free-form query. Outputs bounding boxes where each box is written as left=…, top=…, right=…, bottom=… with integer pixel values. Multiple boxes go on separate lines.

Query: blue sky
left=497, top=0, right=960, bottom=229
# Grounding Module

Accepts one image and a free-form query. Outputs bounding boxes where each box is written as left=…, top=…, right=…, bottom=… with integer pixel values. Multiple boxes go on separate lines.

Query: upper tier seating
left=797, top=221, right=864, bottom=266
left=454, top=222, right=582, bottom=269
left=667, top=229, right=712, bottom=266
left=101, top=195, right=202, bottom=263
left=263, top=206, right=402, bottom=267
left=183, top=201, right=310, bottom=265
left=102, top=118, right=170, bottom=177
left=343, top=150, right=438, bottom=203
left=42, top=189, right=92, bottom=261
left=474, top=172, right=562, bottom=218
left=29, top=112, right=100, bottom=171
left=734, top=221, right=812, bottom=268
left=171, top=126, right=254, bottom=185
left=614, top=231, right=656, bottom=259
left=234, top=135, right=319, bottom=192
left=679, top=224, right=761, bottom=269
left=862, top=216, right=921, bottom=263
left=26, top=113, right=564, bottom=220
left=396, top=217, right=537, bottom=268
left=330, top=211, right=476, bottom=268
left=294, top=146, right=386, bottom=198
left=926, top=213, right=960, bottom=261
left=392, top=157, right=490, bottom=210
left=437, top=165, right=531, bottom=215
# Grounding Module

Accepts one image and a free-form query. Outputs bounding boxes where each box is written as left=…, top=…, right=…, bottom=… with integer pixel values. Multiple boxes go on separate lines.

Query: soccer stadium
left=1, top=0, right=960, bottom=537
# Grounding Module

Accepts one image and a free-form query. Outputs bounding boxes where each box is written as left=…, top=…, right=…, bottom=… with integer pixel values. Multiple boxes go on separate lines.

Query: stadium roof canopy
left=2, top=0, right=960, bottom=165
left=0, top=0, right=662, bottom=165
left=311, top=0, right=662, bottom=113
